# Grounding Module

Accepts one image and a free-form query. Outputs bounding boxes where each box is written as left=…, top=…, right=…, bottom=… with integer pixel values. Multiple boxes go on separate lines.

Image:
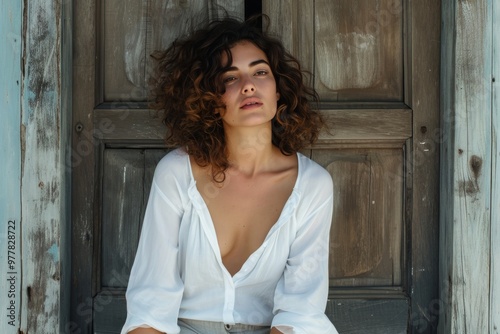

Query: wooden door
left=71, top=0, right=440, bottom=333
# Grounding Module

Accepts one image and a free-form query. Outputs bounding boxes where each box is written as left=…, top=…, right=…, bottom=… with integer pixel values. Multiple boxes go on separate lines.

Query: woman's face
left=219, top=40, right=280, bottom=129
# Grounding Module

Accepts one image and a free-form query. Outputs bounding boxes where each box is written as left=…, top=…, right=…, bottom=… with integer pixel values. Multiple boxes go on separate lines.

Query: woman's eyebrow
left=249, top=59, right=270, bottom=67
left=223, top=59, right=270, bottom=72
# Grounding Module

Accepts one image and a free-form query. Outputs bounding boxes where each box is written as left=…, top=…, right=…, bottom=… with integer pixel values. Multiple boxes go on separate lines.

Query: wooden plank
left=94, top=108, right=412, bottom=142
left=263, top=0, right=314, bottom=85
left=71, top=0, right=97, bottom=332
left=319, top=109, right=411, bottom=142
left=326, top=298, right=409, bottom=334
left=439, top=0, right=492, bottom=333
left=19, top=0, right=69, bottom=332
left=94, top=109, right=166, bottom=141
left=0, top=2, right=22, bottom=333
left=491, top=1, right=499, bottom=332
left=60, top=0, right=73, bottom=330
left=408, top=0, right=442, bottom=333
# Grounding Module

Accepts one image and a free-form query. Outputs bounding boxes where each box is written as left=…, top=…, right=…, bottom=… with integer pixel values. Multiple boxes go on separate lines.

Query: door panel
left=101, top=149, right=144, bottom=288
left=72, top=0, right=440, bottom=333
left=318, top=148, right=405, bottom=288
left=100, top=148, right=168, bottom=288
left=94, top=148, right=168, bottom=331
left=265, top=0, right=404, bottom=102
left=102, top=0, right=245, bottom=101
left=314, top=0, right=403, bottom=101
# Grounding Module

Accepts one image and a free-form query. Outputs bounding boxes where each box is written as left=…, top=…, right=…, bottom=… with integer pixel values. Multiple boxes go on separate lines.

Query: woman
left=121, top=15, right=338, bottom=334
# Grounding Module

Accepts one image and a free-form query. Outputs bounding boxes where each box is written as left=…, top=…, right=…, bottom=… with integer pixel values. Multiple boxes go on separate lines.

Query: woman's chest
left=178, top=200, right=296, bottom=280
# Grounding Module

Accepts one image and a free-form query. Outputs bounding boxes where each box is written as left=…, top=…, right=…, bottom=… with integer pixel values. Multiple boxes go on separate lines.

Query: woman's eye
left=255, top=70, right=268, bottom=76
left=223, top=76, right=237, bottom=84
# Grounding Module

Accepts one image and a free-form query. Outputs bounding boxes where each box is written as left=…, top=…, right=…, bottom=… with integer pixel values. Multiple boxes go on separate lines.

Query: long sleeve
left=271, top=170, right=338, bottom=334
left=121, top=177, right=185, bottom=334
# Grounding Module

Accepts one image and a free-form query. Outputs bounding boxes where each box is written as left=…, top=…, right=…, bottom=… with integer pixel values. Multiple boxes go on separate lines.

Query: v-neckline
left=186, top=152, right=302, bottom=278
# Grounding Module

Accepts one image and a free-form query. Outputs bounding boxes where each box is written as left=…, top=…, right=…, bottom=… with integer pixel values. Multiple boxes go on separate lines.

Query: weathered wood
left=101, top=149, right=145, bottom=288
left=94, top=108, right=412, bottom=143
left=408, top=0, right=442, bottom=333
left=94, top=109, right=166, bottom=142
left=98, top=148, right=168, bottom=289
left=314, top=149, right=404, bottom=288
left=94, top=148, right=168, bottom=333
left=439, top=0, right=492, bottom=333
left=492, top=2, right=500, bottom=332
left=315, top=0, right=403, bottom=101
left=71, top=0, right=97, bottom=332
left=265, top=0, right=404, bottom=102
left=326, top=298, right=409, bottom=334
left=319, top=109, right=411, bottom=142
left=19, top=0, right=70, bottom=333
left=60, top=0, right=73, bottom=331
left=103, top=0, right=245, bottom=101
left=0, top=2, right=22, bottom=333
left=93, top=291, right=127, bottom=334
left=263, top=0, right=314, bottom=86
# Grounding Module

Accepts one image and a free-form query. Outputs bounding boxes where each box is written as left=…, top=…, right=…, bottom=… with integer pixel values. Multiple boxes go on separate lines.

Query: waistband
left=179, top=318, right=270, bottom=333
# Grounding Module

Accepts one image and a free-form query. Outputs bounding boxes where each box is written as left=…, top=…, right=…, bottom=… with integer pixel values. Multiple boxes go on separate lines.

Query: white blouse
left=121, top=148, right=338, bottom=334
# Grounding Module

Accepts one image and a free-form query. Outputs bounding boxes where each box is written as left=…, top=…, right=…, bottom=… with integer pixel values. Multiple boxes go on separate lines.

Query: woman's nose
left=241, top=78, right=256, bottom=94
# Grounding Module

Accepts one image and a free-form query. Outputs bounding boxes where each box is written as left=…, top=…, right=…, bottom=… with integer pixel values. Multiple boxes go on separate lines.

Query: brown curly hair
left=150, top=15, right=323, bottom=182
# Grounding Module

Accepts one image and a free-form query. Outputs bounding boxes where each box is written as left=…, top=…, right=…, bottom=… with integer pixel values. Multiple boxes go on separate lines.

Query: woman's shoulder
left=156, top=147, right=189, bottom=168
left=297, top=153, right=333, bottom=183
left=297, top=152, right=334, bottom=196
left=153, top=147, right=190, bottom=185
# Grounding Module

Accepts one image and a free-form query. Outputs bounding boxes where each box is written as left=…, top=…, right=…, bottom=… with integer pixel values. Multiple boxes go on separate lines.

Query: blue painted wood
left=0, top=2, right=22, bottom=333
left=440, top=0, right=494, bottom=332
left=491, top=1, right=499, bottom=332
left=17, top=0, right=70, bottom=332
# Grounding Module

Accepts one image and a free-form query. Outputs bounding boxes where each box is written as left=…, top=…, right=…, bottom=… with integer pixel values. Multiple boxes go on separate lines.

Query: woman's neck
left=224, top=125, right=276, bottom=177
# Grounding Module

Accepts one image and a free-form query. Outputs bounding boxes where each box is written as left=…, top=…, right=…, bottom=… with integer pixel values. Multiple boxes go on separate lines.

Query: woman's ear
left=276, top=92, right=280, bottom=101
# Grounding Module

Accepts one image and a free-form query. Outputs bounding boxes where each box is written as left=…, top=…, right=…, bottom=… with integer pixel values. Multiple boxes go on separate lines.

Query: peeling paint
left=47, top=244, right=59, bottom=263
left=20, top=0, right=65, bottom=332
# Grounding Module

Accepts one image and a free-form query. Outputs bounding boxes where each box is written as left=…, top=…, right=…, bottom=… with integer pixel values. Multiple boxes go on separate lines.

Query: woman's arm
left=121, top=153, right=187, bottom=334
left=271, top=167, right=338, bottom=333
left=129, top=328, right=164, bottom=334
left=270, top=327, right=284, bottom=334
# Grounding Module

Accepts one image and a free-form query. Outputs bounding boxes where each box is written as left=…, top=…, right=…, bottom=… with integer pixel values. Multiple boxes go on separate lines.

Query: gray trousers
left=178, top=318, right=271, bottom=334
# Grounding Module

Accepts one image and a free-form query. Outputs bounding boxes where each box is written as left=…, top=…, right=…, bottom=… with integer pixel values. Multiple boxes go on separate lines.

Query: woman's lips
left=240, top=97, right=263, bottom=109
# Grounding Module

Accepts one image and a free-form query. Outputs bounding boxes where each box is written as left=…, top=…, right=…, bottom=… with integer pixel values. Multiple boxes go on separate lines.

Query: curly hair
left=150, top=14, right=323, bottom=182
